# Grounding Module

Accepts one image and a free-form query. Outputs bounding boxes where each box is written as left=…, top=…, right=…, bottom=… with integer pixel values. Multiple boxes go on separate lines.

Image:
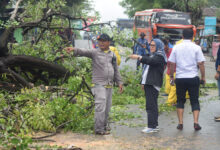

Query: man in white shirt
left=169, top=29, right=206, bottom=131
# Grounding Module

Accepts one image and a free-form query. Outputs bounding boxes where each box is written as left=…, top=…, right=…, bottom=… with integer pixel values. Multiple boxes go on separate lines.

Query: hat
left=97, top=33, right=111, bottom=41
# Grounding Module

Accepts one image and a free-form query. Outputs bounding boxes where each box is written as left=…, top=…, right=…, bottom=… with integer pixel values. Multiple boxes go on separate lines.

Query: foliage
left=63, top=0, right=94, bottom=17
left=0, top=0, right=95, bottom=141
left=158, top=103, right=176, bottom=113
left=89, top=25, right=134, bottom=48
left=119, top=0, right=211, bottom=25
left=13, top=31, right=65, bottom=60
left=217, top=8, right=220, bottom=17
left=0, top=132, right=32, bottom=150
left=0, top=84, right=94, bottom=148
left=110, top=105, right=141, bottom=122
left=206, top=0, right=220, bottom=7
left=199, top=82, right=217, bottom=96
left=119, top=66, right=143, bottom=97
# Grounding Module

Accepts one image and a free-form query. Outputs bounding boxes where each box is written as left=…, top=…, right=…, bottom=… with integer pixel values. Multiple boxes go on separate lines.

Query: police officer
left=133, top=32, right=150, bottom=70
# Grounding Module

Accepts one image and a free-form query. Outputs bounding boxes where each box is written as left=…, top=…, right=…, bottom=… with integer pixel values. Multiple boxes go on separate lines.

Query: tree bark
left=0, top=55, right=70, bottom=90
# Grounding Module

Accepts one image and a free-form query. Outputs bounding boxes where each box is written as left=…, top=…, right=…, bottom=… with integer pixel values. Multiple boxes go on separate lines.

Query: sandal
left=177, top=124, right=183, bottom=130
left=194, top=123, right=202, bottom=131
left=214, top=116, right=220, bottom=119
left=215, top=117, right=220, bottom=122
left=95, top=131, right=110, bottom=135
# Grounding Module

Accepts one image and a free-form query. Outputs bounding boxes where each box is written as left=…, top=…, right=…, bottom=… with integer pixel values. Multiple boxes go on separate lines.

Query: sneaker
left=144, top=126, right=160, bottom=131
left=142, top=127, right=157, bottom=133
left=194, top=123, right=202, bottom=131
left=154, top=126, right=160, bottom=131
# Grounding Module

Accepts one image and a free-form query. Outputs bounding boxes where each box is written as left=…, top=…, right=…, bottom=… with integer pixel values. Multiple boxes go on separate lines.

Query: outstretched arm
left=129, top=54, right=164, bottom=66
left=65, top=47, right=93, bottom=58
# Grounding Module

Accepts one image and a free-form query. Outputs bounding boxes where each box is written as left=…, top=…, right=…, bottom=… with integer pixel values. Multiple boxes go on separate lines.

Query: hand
left=129, top=54, right=141, bottom=60
left=119, top=84, right=123, bottom=94
left=64, top=47, right=74, bottom=53
left=200, top=77, right=206, bottom=85
left=142, top=44, right=146, bottom=48
left=170, top=78, right=175, bottom=86
left=215, top=73, right=220, bottom=80
left=141, top=85, right=144, bottom=91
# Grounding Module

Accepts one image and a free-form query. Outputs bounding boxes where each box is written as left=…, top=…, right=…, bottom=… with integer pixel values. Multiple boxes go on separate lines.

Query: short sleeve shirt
left=168, top=40, right=205, bottom=78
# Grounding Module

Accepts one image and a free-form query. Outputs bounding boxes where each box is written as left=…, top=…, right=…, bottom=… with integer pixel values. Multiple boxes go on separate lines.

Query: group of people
left=64, top=28, right=219, bottom=135
left=131, top=29, right=205, bottom=133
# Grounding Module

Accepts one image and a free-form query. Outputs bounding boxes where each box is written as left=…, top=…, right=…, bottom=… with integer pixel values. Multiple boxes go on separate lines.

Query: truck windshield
left=155, top=12, right=191, bottom=25
left=157, top=27, right=184, bottom=43
left=135, top=15, right=150, bottom=28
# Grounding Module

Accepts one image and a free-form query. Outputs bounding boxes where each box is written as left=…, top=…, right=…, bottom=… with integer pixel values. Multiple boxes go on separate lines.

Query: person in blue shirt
left=133, top=32, right=150, bottom=70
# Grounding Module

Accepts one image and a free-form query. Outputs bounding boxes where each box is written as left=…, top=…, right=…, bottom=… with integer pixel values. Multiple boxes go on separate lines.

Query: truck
left=133, top=9, right=196, bottom=43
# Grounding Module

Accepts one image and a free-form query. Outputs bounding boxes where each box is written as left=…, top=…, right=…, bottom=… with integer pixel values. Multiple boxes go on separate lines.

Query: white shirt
left=168, top=40, right=205, bottom=78
left=141, top=65, right=149, bottom=84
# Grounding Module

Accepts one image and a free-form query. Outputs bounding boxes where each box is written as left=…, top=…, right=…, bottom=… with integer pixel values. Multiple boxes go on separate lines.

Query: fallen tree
left=0, top=0, right=97, bottom=90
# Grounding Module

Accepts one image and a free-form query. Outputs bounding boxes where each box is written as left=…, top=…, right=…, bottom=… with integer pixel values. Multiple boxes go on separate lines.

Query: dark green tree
left=207, top=0, right=220, bottom=7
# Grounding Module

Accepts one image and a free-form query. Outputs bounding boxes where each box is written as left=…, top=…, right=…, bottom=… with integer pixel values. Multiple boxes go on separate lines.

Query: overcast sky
left=92, top=0, right=128, bottom=22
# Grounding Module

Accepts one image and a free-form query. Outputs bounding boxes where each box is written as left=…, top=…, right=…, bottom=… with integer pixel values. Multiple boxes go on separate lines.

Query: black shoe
left=177, top=124, right=183, bottom=130
left=194, top=123, right=202, bottom=131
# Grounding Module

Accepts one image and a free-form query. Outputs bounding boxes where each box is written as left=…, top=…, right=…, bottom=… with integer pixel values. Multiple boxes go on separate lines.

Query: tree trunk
left=0, top=29, right=12, bottom=56
left=0, top=55, right=70, bottom=90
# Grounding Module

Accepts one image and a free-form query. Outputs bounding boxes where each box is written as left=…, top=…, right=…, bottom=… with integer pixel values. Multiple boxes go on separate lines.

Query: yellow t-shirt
left=175, top=38, right=195, bottom=45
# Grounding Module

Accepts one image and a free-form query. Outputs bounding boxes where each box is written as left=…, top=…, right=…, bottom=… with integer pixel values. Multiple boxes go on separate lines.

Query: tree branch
left=10, top=0, right=23, bottom=20
left=6, top=68, right=33, bottom=88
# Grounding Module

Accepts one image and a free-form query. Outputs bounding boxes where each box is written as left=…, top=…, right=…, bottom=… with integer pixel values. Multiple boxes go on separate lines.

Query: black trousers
left=144, top=84, right=159, bottom=128
left=175, top=76, right=200, bottom=111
